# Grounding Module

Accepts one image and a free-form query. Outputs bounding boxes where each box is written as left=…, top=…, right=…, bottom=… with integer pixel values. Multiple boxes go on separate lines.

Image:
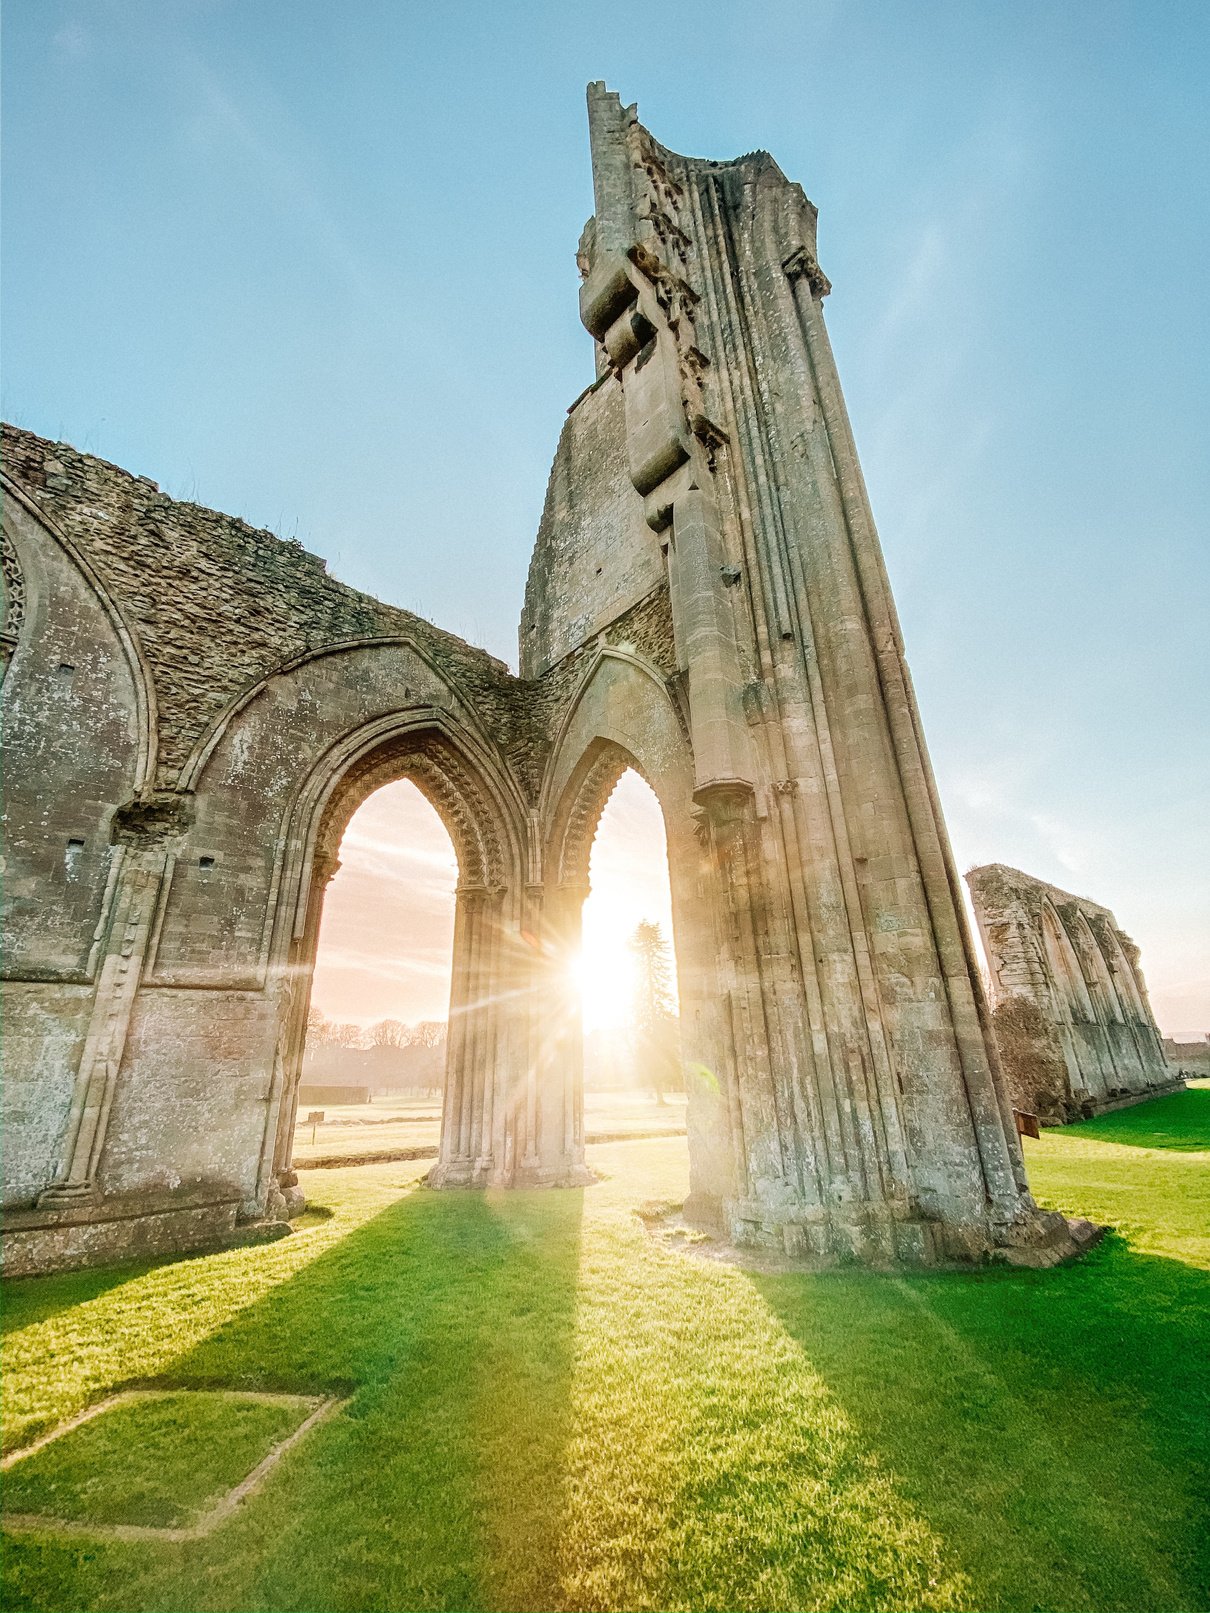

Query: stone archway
left=540, top=739, right=655, bottom=1189
left=539, top=651, right=737, bottom=1223
left=262, top=713, right=531, bottom=1211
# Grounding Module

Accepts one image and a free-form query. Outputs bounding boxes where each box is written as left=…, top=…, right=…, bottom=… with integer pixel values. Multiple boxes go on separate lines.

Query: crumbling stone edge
left=637, top=1201, right=1106, bottom=1275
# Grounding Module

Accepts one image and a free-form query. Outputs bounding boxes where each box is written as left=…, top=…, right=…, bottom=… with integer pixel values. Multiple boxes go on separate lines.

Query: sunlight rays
left=547, top=1144, right=969, bottom=1613
left=581, top=770, right=678, bottom=1033
left=311, top=767, right=679, bottom=1038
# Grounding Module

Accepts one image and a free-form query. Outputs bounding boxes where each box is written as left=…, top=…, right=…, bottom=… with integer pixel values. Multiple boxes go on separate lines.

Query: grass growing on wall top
left=2, top=1088, right=1207, bottom=1613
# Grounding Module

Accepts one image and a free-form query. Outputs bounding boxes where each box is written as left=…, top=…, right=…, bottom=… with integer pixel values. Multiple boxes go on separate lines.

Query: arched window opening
left=298, top=778, right=457, bottom=1163
left=578, top=768, right=686, bottom=1137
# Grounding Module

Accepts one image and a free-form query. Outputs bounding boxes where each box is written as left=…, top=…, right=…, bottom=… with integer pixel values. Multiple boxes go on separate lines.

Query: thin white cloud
left=53, top=21, right=90, bottom=58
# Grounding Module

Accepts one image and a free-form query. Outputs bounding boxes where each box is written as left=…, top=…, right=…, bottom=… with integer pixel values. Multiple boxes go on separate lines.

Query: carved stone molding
left=1, top=524, right=27, bottom=658
left=782, top=246, right=831, bottom=298
left=314, top=732, right=508, bottom=892
left=556, top=745, right=632, bottom=889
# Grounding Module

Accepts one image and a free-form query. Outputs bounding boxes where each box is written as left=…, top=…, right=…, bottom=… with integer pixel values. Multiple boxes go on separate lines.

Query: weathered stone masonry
left=2, top=86, right=1093, bottom=1274
left=967, top=863, right=1180, bottom=1124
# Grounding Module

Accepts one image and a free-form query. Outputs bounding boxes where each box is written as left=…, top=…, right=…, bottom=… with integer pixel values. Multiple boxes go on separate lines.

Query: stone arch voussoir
left=540, top=647, right=696, bottom=885
left=549, top=738, right=644, bottom=891
left=282, top=710, right=524, bottom=960
left=264, top=709, right=527, bottom=1201
left=312, top=728, right=509, bottom=894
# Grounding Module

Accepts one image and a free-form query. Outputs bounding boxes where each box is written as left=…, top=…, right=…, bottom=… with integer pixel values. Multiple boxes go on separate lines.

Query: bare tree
left=305, top=1009, right=365, bottom=1049
left=306, top=1005, right=333, bottom=1045
left=370, top=1019, right=409, bottom=1048
left=411, top=1020, right=445, bottom=1049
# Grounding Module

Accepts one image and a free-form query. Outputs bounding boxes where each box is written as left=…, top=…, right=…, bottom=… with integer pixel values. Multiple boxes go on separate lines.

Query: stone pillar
left=517, top=879, right=592, bottom=1186
left=672, top=821, right=740, bottom=1230
left=261, top=850, right=344, bottom=1222
left=433, top=886, right=500, bottom=1186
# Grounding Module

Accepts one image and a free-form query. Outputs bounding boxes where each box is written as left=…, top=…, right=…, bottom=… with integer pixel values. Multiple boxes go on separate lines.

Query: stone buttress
left=530, top=85, right=1083, bottom=1263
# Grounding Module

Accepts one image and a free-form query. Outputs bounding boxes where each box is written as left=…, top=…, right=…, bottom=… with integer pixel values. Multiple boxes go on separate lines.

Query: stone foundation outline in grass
left=1, top=1388, right=344, bottom=1541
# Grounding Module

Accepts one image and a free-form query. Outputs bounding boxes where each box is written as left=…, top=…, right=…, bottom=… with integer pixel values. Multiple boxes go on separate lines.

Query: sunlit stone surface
left=967, top=863, right=1182, bottom=1124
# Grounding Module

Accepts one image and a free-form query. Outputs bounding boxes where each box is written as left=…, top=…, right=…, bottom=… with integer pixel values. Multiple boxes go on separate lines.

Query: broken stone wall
left=521, top=374, right=666, bottom=677
left=1, top=423, right=539, bottom=1271
left=2, top=85, right=1095, bottom=1275
left=967, top=863, right=1180, bottom=1121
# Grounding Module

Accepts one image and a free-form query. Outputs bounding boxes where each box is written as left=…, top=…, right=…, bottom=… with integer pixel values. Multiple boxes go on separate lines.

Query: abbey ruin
left=968, top=864, right=1181, bottom=1124
left=2, top=87, right=1101, bottom=1276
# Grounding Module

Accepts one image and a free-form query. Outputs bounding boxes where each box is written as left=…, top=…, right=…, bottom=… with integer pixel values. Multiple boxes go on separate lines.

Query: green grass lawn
left=2, top=1085, right=1206, bottom=1612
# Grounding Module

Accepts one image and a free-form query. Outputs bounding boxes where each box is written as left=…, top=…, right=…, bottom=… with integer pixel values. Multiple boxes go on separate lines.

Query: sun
left=572, top=941, right=638, bottom=1033
left=576, top=769, right=679, bottom=1034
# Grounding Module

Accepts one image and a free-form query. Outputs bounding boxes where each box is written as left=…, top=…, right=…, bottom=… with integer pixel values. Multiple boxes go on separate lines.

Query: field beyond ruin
left=3, top=1087, right=1207, bottom=1613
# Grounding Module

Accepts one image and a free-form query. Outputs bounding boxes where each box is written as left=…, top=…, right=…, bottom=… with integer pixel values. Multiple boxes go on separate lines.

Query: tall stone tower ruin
left=520, top=84, right=1074, bottom=1264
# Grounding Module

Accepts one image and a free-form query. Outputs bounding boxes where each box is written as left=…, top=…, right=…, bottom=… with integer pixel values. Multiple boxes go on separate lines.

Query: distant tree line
left=306, top=922, right=682, bottom=1104
left=306, top=1008, right=446, bottom=1051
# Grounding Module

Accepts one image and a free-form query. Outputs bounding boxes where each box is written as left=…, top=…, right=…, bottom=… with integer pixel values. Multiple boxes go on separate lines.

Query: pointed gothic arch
left=539, top=651, right=739, bottom=1217
left=259, top=709, right=529, bottom=1204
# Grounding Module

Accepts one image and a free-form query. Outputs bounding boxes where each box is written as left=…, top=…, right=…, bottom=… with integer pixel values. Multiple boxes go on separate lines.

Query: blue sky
left=4, top=0, right=1208, bottom=1031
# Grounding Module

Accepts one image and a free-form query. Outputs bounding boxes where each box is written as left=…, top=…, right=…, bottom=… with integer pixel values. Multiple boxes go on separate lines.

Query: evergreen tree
left=629, top=921, right=681, bottom=1102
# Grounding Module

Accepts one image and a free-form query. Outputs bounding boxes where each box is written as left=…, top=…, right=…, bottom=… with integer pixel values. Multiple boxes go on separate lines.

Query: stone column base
left=720, top=1197, right=1103, bottom=1270
left=425, top=1157, right=595, bottom=1190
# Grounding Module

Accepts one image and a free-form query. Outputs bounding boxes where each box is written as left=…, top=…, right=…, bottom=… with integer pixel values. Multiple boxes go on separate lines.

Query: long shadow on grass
left=751, top=1239, right=1210, bottom=1613
left=3, top=1181, right=585, bottom=1613
left=1056, top=1084, right=1210, bottom=1151
left=1, top=1258, right=156, bottom=1334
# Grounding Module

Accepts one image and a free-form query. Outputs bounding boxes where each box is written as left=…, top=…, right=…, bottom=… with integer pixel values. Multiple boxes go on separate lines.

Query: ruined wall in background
left=1163, top=1038, right=1210, bottom=1078
left=967, top=863, right=1181, bottom=1122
